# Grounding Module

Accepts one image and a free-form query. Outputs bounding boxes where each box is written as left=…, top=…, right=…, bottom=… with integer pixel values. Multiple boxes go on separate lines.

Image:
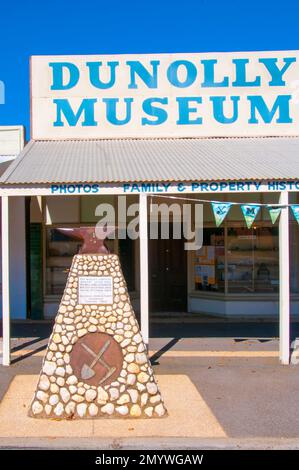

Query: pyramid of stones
left=29, top=254, right=167, bottom=419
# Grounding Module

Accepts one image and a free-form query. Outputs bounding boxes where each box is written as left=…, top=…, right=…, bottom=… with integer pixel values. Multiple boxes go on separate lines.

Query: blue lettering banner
left=31, top=51, right=299, bottom=139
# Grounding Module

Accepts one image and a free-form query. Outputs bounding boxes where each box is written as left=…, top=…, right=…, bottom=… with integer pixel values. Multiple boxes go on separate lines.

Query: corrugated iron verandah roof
left=1, top=137, right=299, bottom=185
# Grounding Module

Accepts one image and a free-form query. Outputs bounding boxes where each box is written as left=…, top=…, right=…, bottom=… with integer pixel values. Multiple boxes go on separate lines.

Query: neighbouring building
left=0, top=126, right=25, bottom=317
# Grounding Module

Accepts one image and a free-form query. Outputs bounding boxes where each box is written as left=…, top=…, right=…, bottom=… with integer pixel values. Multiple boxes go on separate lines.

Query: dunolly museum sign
left=31, top=50, right=299, bottom=139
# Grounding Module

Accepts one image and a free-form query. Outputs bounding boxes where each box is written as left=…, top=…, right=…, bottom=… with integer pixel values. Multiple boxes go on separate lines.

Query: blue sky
left=0, top=0, right=298, bottom=138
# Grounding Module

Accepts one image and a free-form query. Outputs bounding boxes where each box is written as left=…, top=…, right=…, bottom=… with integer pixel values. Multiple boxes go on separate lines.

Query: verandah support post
left=279, top=191, right=290, bottom=364
left=139, top=193, right=149, bottom=345
left=2, top=196, right=10, bottom=366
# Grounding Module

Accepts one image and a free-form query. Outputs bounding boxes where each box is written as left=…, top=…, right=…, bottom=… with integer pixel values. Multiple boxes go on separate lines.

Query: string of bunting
left=150, top=194, right=299, bottom=229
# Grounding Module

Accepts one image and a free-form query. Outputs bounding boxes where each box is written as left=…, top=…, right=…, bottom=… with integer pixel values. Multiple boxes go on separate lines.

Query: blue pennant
left=211, top=202, right=232, bottom=227
left=241, top=204, right=260, bottom=228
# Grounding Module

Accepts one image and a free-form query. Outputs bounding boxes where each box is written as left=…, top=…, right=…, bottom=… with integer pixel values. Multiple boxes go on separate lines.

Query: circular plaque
left=70, top=332, right=123, bottom=387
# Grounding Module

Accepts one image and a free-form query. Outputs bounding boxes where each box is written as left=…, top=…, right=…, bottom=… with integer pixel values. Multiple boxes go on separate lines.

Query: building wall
left=0, top=126, right=24, bottom=161
left=0, top=126, right=25, bottom=320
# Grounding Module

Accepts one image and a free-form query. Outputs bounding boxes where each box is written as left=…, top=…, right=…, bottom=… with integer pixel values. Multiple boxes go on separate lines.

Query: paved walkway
left=0, top=320, right=299, bottom=448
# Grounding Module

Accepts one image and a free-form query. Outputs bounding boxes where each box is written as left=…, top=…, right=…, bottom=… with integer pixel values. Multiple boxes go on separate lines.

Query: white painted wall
left=189, top=295, right=299, bottom=318
left=0, top=126, right=24, bottom=159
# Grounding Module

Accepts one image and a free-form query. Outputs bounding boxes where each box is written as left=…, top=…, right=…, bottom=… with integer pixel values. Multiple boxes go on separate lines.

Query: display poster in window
left=195, top=264, right=216, bottom=286
left=195, top=245, right=216, bottom=285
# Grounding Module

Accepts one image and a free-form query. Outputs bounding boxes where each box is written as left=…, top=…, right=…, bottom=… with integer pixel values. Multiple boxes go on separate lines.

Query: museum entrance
left=149, top=223, right=187, bottom=312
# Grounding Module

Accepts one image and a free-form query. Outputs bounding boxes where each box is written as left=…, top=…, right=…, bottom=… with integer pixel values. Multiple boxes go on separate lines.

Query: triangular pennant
left=267, top=206, right=281, bottom=224
left=29, top=254, right=167, bottom=419
left=291, top=205, right=299, bottom=224
left=211, top=202, right=232, bottom=227
left=241, top=204, right=260, bottom=229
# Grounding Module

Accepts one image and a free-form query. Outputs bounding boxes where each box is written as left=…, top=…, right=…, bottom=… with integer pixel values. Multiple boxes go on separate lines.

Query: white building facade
left=1, top=51, right=299, bottom=366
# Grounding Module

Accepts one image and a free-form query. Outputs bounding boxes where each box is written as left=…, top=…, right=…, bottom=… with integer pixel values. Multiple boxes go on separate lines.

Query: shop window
left=290, top=222, right=299, bottom=294
left=46, top=228, right=82, bottom=295
left=194, top=228, right=225, bottom=292
left=227, top=226, right=279, bottom=293
left=45, top=227, right=134, bottom=295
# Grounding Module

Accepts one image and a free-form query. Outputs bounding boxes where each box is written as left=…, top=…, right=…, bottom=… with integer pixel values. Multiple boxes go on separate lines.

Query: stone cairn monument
left=29, top=227, right=167, bottom=419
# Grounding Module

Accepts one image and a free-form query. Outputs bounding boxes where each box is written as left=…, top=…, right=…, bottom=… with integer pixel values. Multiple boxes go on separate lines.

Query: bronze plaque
left=70, top=332, right=123, bottom=386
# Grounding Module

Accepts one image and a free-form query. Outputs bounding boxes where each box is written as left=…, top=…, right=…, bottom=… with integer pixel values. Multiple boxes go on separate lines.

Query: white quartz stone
left=66, top=375, right=78, bottom=385
left=133, top=333, right=142, bottom=344
left=43, top=361, right=56, bottom=376
left=144, top=406, right=153, bottom=417
left=127, top=374, right=136, bottom=385
left=32, top=401, right=43, bottom=415
left=45, top=404, right=52, bottom=415
left=77, top=403, right=87, bottom=417
left=39, top=375, right=50, bottom=391
left=141, top=392, right=148, bottom=406
left=155, top=403, right=166, bottom=417
left=60, top=387, right=70, bottom=403
left=55, top=367, right=65, bottom=377
left=127, top=389, right=138, bottom=403
left=88, top=325, right=97, bottom=333
left=97, top=386, right=109, bottom=403
left=62, top=336, right=69, bottom=346
left=49, top=394, right=59, bottom=406
left=65, top=401, right=76, bottom=415
left=86, top=389, right=97, bottom=402
left=146, top=382, right=158, bottom=395
left=54, top=402, right=64, bottom=416
left=78, top=328, right=87, bottom=337
left=130, top=404, right=142, bottom=417
left=109, top=388, right=119, bottom=400
left=36, top=390, right=49, bottom=404
left=138, top=343, right=145, bottom=353
left=101, top=403, right=114, bottom=415
left=73, top=394, right=85, bottom=403
left=124, top=353, right=135, bottom=363
left=136, top=353, right=147, bottom=365
left=56, top=377, right=65, bottom=387
left=116, top=405, right=129, bottom=416
left=88, top=403, right=99, bottom=417
left=66, top=381, right=75, bottom=392
left=117, top=393, right=130, bottom=405
left=150, top=394, right=161, bottom=404
left=50, top=383, right=59, bottom=394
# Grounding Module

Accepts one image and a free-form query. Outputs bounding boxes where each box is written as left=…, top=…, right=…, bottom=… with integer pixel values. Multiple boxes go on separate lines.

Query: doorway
left=149, top=223, right=187, bottom=312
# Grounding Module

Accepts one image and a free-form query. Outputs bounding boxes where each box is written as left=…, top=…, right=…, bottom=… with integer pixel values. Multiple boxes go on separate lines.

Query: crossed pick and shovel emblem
left=80, top=340, right=116, bottom=384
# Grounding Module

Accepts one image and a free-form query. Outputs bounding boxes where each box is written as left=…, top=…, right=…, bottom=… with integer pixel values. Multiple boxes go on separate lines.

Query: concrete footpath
left=1, top=320, right=299, bottom=449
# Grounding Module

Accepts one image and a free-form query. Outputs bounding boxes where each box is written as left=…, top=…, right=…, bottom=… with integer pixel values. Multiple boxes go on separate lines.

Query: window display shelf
left=194, top=226, right=279, bottom=295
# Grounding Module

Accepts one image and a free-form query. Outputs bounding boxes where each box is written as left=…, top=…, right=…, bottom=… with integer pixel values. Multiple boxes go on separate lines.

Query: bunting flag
left=241, top=204, right=261, bottom=229
left=211, top=202, right=232, bottom=227
left=267, top=206, right=281, bottom=224
left=291, top=205, right=299, bottom=224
